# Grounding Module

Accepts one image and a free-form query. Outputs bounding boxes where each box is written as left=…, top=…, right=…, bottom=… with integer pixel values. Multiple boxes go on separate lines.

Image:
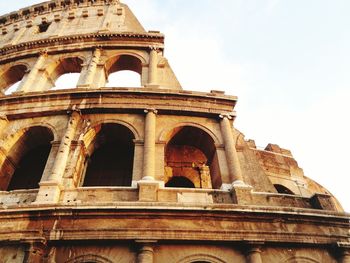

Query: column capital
left=144, top=108, right=158, bottom=115
left=219, top=112, right=235, bottom=120
left=149, top=45, right=160, bottom=52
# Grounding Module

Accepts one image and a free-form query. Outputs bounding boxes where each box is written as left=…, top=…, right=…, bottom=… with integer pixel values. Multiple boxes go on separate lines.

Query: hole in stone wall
left=106, top=70, right=141, bottom=87
left=82, top=123, right=135, bottom=187
left=165, top=126, right=221, bottom=189
left=274, top=184, right=295, bottom=195
left=38, top=22, right=51, bottom=33
left=53, top=73, right=80, bottom=90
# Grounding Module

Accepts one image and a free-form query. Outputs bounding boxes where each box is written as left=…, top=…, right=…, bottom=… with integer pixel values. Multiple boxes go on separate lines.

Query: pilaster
left=35, top=108, right=81, bottom=203
left=17, top=51, right=48, bottom=93
left=77, top=49, right=102, bottom=88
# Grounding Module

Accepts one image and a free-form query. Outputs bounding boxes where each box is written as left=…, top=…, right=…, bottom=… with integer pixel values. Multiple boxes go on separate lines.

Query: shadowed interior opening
left=274, top=184, right=295, bottom=195
left=0, top=126, right=53, bottom=191
left=83, top=123, right=135, bottom=187
left=165, top=126, right=221, bottom=189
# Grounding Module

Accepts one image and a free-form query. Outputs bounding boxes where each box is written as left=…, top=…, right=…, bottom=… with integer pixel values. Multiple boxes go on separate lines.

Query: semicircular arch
left=83, top=119, right=140, bottom=150
left=65, top=254, right=113, bottom=263
left=283, top=256, right=319, bottom=263
left=105, top=51, right=145, bottom=75
left=177, top=254, right=227, bottom=263
left=159, top=122, right=220, bottom=145
left=0, top=123, right=57, bottom=153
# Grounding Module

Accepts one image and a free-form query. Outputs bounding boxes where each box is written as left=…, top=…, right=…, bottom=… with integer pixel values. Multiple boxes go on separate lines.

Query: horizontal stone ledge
left=0, top=228, right=347, bottom=245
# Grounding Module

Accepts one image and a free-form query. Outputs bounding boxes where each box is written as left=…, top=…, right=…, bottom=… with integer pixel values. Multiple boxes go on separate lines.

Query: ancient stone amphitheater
left=0, top=0, right=349, bottom=262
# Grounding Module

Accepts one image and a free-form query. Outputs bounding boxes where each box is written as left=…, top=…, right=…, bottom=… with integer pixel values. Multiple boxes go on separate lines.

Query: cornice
left=0, top=32, right=164, bottom=59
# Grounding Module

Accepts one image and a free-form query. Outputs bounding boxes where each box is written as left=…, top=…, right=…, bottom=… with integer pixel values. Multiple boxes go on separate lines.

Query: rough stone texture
left=0, top=1, right=349, bottom=263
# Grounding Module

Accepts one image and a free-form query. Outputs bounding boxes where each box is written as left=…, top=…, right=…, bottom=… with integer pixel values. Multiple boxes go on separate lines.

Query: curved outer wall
left=0, top=1, right=349, bottom=263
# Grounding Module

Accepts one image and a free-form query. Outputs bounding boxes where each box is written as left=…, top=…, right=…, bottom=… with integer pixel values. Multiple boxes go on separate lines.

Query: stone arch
left=81, top=122, right=135, bottom=187
left=164, top=124, right=222, bottom=189
left=159, top=122, right=221, bottom=145
left=65, top=254, right=113, bottom=263
left=0, top=64, right=28, bottom=93
left=105, top=52, right=145, bottom=87
left=83, top=119, right=140, bottom=149
left=0, top=122, right=58, bottom=154
left=283, top=256, right=319, bottom=263
left=0, top=125, right=54, bottom=191
left=177, top=254, right=226, bottom=263
left=45, top=56, right=84, bottom=90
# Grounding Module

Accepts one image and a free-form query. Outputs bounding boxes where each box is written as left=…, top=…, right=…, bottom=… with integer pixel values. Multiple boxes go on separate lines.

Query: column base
left=138, top=180, right=163, bottom=202
left=231, top=183, right=253, bottom=205
left=34, top=180, right=63, bottom=204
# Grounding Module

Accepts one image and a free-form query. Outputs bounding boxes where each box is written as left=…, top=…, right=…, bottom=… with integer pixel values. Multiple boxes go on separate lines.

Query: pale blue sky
left=1, top=0, right=349, bottom=211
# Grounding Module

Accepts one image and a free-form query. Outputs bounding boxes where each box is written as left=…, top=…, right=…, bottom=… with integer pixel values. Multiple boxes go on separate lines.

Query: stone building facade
left=0, top=0, right=349, bottom=262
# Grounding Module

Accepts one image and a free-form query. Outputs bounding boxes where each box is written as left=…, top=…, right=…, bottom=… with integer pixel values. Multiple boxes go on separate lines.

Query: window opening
left=38, top=22, right=51, bottom=33
left=274, top=184, right=295, bottom=195
left=106, top=70, right=141, bottom=87
left=53, top=72, right=80, bottom=90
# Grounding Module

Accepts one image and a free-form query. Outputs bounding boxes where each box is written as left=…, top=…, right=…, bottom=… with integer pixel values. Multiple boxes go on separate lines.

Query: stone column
left=77, top=49, right=102, bottom=88
left=136, top=241, right=156, bottom=263
left=245, top=246, right=263, bottom=263
left=147, top=47, right=158, bottom=86
left=219, top=114, right=244, bottom=184
left=142, top=109, right=157, bottom=180
left=35, top=108, right=81, bottom=203
left=17, top=51, right=47, bottom=93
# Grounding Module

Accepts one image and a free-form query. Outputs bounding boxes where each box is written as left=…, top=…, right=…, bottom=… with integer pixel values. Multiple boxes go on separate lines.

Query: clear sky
left=1, top=0, right=349, bottom=212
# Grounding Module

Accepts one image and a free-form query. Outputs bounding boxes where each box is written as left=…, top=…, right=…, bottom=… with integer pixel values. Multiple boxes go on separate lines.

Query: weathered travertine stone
left=0, top=0, right=348, bottom=262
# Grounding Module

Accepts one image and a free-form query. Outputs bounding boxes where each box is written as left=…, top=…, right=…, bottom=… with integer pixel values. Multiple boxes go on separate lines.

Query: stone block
left=34, top=181, right=62, bottom=204
left=138, top=181, right=161, bottom=202
left=231, top=183, right=253, bottom=205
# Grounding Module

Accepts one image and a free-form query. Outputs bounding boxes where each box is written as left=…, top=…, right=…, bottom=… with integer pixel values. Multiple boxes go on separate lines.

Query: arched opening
left=0, top=65, right=27, bottom=94
left=165, top=126, right=221, bottom=189
left=105, top=55, right=142, bottom=87
left=274, top=184, right=295, bottom=195
left=53, top=73, right=81, bottom=90
left=82, top=123, right=135, bottom=187
left=0, top=126, right=53, bottom=191
left=165, top=176, right=195, bottom=188
left=106, top=70, right=141, bottom=87
left=50, top=57, right=83, bottom=90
